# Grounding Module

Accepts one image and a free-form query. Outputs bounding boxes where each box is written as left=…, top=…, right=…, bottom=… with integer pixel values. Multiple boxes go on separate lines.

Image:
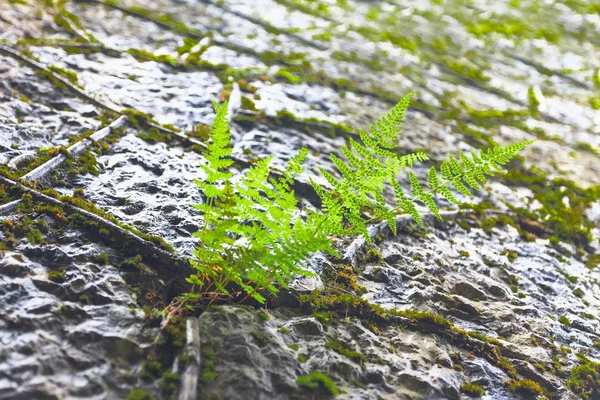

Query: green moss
left=287, top=344, right=299, bottom=351
left=79, top=294, right=90, bottom=304
left=500, top=250, right=518, bottom=263
left=251, top=330, right=269, bottom=347
left=568, top=357, right=600, bottom=400
left=560, top=271, right=578, bottom=284
left=507, top=379, right=543, bottom=395
left=199, top=345, right=218, bottom=384
left=26, top=228, right=45, bottom=245
left=297, top=353, right=307, bottom=363
left=127, top=48, right=177, bottom=67
left=574, top=142, right=600, bottom=156
left=593, top=69, right=600, bottom=88
left=586, top=254, right=600, bottom=269
left=444, top=59, right=489, bottom=82
left=240, top=96, right=258, bottom=112
left=121, top=255, right=143, bottom=270
left=141, top=359, right=163, bottom=381
left=257, top=310, right=270, bottom=321
left=279, top=326, right=290, bottom=334
left=104, top=2, right=203, bottom=38
left=501, top=167, right=600, bottom=249
left=47, top=65, right=79, bottom=84
left=121, top=108, right=156, bottom=128
left=573, top=288, right=584, bottom=298
left=160, top=317, right=186, bottom=350
left=361, top=247, right=383, bottom=263
left=457, top=219, right=472, bottom=232
left=125, top=389, right=155, bottom=400
left=460, top=383, right=484, bottom=397
left=558, top=316, right=570, bottom=326
left=138, top=127, right=173, bottom=143
left=325, top=339, right=366, bottom=364
left=313, top=312, right=330, bottom=325
left=0, top=185, right=8, bottom=203
left=95, top=252, right=109, bottom=265
left=160, top=371, right=181, bottom=396
left=498, top=357, right=518, bottom=379
left=30, top=188, right=174, bottom=253
left=275, top=69, right=302, bottom=84
left=233, top=109, right=354, bottom=139
left=455, top=122, right=498, bottom=148
left=297, top=372, right=339, bottom=397
left=50, top=0, right=98, bottom=42
left=48, top=270, right=66, bottom=283
left=527, top=87, right=541, bottom=112
left=66, top=150, right=100, bottom=176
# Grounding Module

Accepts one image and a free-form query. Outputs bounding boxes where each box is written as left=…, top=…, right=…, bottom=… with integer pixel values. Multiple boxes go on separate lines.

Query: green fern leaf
left=438, top=186, right=459, bottom=205
left=427, top=167, right=440, bottom=190
left=440, top=160, right=452, bottom=180
left=421, top=193, right=441, bottom=219
left=341, top=146, right=361, bottom=167
left=330, top=153, right=353, bottom=179
left=408, top=171, right=424, bottom=196
left=452, top=177, right=472, bottom=197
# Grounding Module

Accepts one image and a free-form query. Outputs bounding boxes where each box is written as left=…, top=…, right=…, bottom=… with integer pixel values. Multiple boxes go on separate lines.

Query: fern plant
left=189, top=100, right=332, bottom=303
left=189, top=94, right=533, bottom=303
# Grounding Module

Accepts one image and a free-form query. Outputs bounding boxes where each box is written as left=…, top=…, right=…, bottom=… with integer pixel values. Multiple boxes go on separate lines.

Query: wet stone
left=2, top=0, right=600, bottom=398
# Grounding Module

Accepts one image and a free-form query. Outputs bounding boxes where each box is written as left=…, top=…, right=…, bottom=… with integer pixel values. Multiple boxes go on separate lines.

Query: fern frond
left=438, top=186, right=459, bottom=205
left=427, top=167, right=439, bottom=190
left=421, top=193, right=441, bottom=219
left=341, top=145, right=361, bottom=167
left=408, top=171, right=424, bottom=197
left=190, top=96, right=534, bottom=306
left=391, top=179, right=422, bottom=227
left=399, top=152, right=429, bottom=169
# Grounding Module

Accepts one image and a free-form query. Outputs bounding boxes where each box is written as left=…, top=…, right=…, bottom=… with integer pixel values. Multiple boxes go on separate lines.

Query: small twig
left=7, top=151, right=36, bottom=170
left=0, top=200, right=20, bottom=216
left=48, top=2, right=97, bottom=43
left=22, top=115, right=128, bottom=181
left=0, top=44, right=121, bottom=114
left=178, top=318, right=201, bottom=400
left=0, top=175, right=194, bottom=289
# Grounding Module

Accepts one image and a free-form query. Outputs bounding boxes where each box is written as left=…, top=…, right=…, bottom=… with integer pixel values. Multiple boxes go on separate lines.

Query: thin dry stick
left=2, top=115, right=127, bottom=212
left=0, top=175, right=194, bottom=284
left=0, top=44, right=185, bottom=137
left=22, top=115, right=128, bottom=181
left=0, top=200, right=20, bottom=216
left=0, top=44, right=121, bottom=113
left=177, top=318, right=201, bottom=400
left=47, top=3, right=97, bottom=43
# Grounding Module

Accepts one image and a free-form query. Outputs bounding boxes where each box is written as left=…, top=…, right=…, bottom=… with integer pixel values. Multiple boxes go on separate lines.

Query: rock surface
left=0, top=0, right=599, bottom=399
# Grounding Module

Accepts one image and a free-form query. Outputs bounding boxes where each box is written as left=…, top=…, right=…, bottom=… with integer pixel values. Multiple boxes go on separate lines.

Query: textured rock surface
left=0, top=0, right=599, bottom=399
